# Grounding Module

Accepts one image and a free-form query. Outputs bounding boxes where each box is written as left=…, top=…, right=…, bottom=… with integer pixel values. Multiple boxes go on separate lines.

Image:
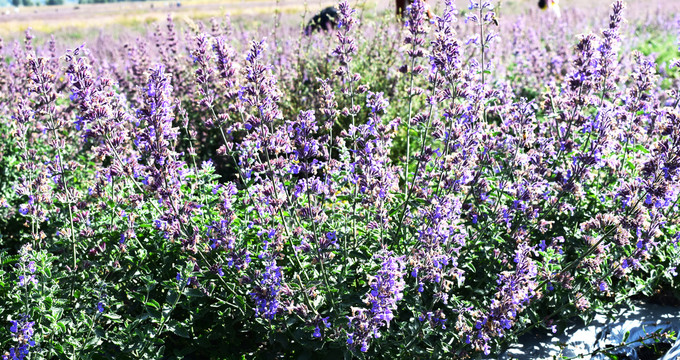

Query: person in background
left=395, top=0, right=433, bottom=20
left=304, top=6, right=338, bottom=35
left=538, top=0, right=561, bottom=17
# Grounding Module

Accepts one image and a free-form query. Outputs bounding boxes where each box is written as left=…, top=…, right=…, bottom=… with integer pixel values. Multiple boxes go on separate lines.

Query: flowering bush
left=0, top=0, right=679, bottom=358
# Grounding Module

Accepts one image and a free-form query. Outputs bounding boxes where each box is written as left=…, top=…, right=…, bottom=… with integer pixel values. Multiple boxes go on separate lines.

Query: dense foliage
left=0, top=0, right=679, bottom=358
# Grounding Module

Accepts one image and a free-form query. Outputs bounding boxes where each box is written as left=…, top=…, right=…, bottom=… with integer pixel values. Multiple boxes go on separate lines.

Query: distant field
left=0, top=0, right=674, bottom=39
left=0, top=0, right=343, bottom=36
left=0, top=0, right=680, bottom=41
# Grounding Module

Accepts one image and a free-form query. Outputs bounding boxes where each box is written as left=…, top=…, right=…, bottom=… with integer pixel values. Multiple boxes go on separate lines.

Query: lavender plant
left=0, top=0, right=679, bottom=358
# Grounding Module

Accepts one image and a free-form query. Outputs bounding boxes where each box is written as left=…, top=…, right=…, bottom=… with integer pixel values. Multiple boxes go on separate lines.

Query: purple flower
left=15, top=245, right=37, bottom=288
left=468, top=244, right=538, bottom=354
left=3, top=315, right=35, bottom=360
left=332, top=1, right=358, bottom=70
left=346, top=251, right=406, bottom=352
left=250, top=260, right=283, bottom=320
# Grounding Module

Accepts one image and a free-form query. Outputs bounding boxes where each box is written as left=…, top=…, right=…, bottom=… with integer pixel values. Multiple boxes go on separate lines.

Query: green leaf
left=44, top=297, right=53, bottom=310
left=184, top=288, right=205, bottom=298
left=85, top=336, right=102, bottom=348
left=146, top=300, right=160, bottom=310
left=148, top=308, right=162, bottom=320
left=167, top=321, right=191, bottom=338
left=103, top=313, right=122, bottom=320
left=130, top=292, right=145, bottom=303
left=166, top=290, right=180, bottom=305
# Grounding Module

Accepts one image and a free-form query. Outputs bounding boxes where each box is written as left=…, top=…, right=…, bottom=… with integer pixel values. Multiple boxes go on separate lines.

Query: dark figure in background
left=538, top=0, right=561, bottom=16
left=395, top=0, right=433, bottom=20
left=304, top=6, right=338, bottom=35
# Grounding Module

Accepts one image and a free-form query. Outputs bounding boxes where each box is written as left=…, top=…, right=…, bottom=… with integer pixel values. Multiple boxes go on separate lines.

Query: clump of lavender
left=208, top=182, right=251, bottom=270
left=191, top=33, right=216, bottom=110
left=0, top=1, right=679, bottom=358
left=465, top=0, right=499, bottom=92
left=0, top=37, right=7, bottom=101
left=15, top=244, right=37, bottom=288
left=430, top=0, right=462, bottom=82
left=211, top=35, right=238, bottom=97
left=332, top=1, right=358, bottom=75
left=402, top=0, right=429, bottom=195
left=134, top=65, right=184, bottom=203
left=468, top=244, right=538, bottom=355
left=347, top=251, right=406, bottom=353
left=250, top=259, right=284, bottom=320
left=331, top=0, right=360, bottom=137
left=350, top=91, right=400, bottom=235
left=595, top=0, right=625, bottom=103
left=2, top=315, right=35, bottom=360
left=2, top=246, right=38, bottom=360
left=567, top=33, right=598, bottom=108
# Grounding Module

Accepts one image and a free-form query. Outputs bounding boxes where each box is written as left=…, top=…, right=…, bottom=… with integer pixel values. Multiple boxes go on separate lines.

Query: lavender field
left=1, top=0, right=679, bottom=358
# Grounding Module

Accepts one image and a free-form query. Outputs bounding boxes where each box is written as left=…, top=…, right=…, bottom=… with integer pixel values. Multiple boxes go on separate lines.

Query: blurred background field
left=0, top=0, right=341, bottom=37
left=0, top=0, right=677, bottom=40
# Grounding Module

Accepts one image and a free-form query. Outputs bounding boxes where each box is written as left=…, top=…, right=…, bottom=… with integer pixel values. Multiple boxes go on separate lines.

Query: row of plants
left=0, top=0, right=679, bottom=358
